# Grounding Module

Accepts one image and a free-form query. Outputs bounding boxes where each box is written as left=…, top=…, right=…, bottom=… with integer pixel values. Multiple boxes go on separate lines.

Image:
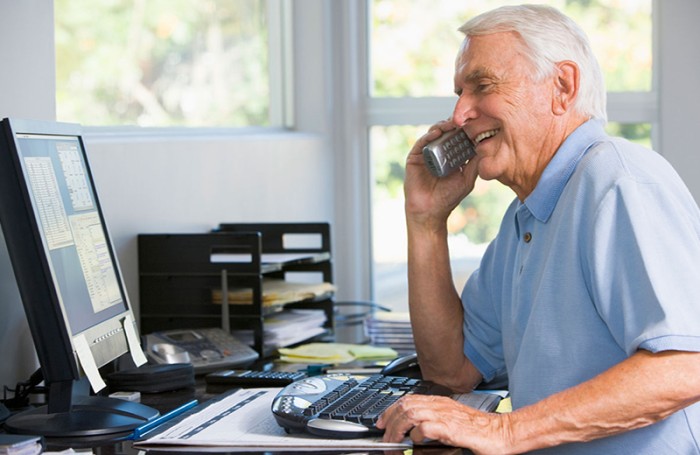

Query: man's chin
left=475, top=162, right=500, bottom=182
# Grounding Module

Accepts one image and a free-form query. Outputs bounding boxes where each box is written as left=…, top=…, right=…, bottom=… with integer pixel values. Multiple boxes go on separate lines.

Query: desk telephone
left=145, top=328, right=259, bottom=374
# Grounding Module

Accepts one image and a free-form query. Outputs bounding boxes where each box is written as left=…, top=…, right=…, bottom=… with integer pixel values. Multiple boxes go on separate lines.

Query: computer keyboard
left=271, top=373, right=502, bottom=439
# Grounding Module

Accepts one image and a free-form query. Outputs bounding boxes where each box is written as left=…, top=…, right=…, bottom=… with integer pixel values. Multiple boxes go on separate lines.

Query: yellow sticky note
left=277, top=342, right=397, bottom=364
left=349, top=345, right=397, bottom=359
left=495, top=397, right=512, bottom=413
left=278, top=343, right=357, bottom=363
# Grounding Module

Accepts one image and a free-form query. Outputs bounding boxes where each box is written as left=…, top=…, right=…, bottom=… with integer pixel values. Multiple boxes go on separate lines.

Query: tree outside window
left=55, top=0, right=269, bottom=127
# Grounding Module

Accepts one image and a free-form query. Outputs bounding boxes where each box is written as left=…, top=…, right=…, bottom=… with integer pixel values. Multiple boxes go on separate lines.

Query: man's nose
left=452, top=93, right=478, bottom=126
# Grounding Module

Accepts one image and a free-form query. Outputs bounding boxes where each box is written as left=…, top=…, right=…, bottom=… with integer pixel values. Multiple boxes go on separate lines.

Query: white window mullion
left=368, top=97, right=455, bottom=126
left=369, top=93, right=658, bottom=130
left=606, top=92, right=658, bottom=125
left=267, top=0, right=295, bottom=128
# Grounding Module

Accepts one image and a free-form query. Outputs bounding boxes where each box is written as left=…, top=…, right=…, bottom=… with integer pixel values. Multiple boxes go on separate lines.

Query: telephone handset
left=145, top=327, right=259, bottom=374
left=422, top=129, right=476, bottom=177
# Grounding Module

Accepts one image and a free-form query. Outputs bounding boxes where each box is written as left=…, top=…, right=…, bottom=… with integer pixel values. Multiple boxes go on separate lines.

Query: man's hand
left=378, top=351, right=700, bottom=453
left=376, top=394, right=512, bottom=454
left=404, top=121, right=480, bottom=230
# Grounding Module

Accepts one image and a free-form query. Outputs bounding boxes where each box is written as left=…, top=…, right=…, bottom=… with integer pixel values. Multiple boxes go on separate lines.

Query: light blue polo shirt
left=462, top=119, right=700, bottom=453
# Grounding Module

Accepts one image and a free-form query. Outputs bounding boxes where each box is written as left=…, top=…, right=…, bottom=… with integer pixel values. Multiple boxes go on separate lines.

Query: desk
left=97, top=445, right=468, bottom=455
left=4, top=354, right=483, bottom=454
left=28, top=373, right=471, bottom=455
left=40, top=387, right=471, bottom=455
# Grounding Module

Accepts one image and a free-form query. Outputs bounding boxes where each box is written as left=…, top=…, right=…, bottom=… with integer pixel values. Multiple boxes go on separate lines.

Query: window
left=54, top=0, right=286, bottom=128
left=368, top=1, right=654, bottom=311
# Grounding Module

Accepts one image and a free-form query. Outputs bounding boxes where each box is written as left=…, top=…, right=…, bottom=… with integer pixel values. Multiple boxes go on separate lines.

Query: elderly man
left=377, top=4, right=700, bottom=454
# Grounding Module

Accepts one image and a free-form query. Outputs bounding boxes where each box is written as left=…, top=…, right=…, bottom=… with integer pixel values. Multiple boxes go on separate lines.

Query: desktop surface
left=21, top=369, right=474, bottom=455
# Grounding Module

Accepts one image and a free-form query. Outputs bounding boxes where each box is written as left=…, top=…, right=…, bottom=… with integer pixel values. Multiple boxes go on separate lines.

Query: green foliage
left=454, top=182, right=513, bottom=243
left=371, top=0, right=652, bottom=97
left=605, top=122, right=652, bottom=148
left=55, top=0, right=269, bottom=126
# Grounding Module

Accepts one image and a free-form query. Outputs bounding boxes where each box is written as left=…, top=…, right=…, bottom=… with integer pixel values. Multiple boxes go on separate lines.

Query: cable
left=1, top=367, right=46, bottom=410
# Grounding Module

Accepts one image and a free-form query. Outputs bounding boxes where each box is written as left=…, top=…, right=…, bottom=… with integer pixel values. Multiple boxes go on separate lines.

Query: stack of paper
left=212, top=278, right=336, bottom=308
left=232, top=309, right=327, bottom=349
left=0, top=434, right=42, bottom=455
left=363, top=311, right=415, bottom=355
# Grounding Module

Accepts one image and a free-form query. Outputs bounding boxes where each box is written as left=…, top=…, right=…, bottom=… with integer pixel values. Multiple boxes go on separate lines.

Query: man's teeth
left=475, top=129, right=499, bottom=144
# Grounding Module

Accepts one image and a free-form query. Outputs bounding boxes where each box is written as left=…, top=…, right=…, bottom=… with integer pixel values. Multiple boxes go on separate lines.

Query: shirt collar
left=523, top=118, right=608, bottom=222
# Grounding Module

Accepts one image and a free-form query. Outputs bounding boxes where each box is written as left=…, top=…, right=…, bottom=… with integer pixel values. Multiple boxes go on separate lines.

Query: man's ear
left=552, top=60, right=579, bottom=115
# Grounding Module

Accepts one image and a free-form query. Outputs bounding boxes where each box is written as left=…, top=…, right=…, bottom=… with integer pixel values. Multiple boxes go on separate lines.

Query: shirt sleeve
left=461, top=241, right=509, bottom=384
left=585, top=168, right=700, bottom=356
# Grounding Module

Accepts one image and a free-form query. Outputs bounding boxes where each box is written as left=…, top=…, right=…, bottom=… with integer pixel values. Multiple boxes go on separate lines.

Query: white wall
left=657, top=0, right=700, bottom=199
left=0, top=0, right=55, bottom=392
left=0, top=0, right=56, bottom=119
left=84, top=131, right=334, bottom=320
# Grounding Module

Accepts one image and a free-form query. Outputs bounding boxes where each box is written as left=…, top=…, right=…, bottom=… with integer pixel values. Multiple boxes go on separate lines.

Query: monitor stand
left=4, top=379, right=159, bottom=443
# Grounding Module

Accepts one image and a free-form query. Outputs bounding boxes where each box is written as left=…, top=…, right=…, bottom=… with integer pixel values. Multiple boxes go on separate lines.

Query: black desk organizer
left=138, top=223, right=334, bottom=358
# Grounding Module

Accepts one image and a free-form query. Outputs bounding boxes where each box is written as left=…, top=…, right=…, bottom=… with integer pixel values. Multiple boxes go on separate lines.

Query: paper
left=210, top=252, right=329, bottom=265
left=122, top=313, right=147, bottom=367
left=364, top=311, right=416, bottom=355
left=496, top=396, right=512, bottom=413
left=73, top=333, right=106, bottom=393
left=0, top=434, right=43, bottom=455
left=133, top=387, right=409, bottom=450
left=277, top=342, right=397, bottom=364
left=232, top=309, right=328, bottom=350
left=212, top=278, right=336, bottom=308
left=349, top=344, right=398, bottom=359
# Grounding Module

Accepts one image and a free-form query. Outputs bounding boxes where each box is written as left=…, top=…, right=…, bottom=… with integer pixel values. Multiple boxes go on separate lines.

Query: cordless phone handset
left=422, top=129, right=476, bottom=177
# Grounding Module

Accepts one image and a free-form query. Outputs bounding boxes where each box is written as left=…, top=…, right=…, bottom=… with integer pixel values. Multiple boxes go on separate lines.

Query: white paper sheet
left=122, top=313, right=148, bottom=367
left=134, top=387, right=410, bottom=451
left=73, top=333, right=106, bottom=393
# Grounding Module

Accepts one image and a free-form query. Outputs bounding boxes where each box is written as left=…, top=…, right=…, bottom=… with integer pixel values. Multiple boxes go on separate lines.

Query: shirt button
left=523, top=232, right=532, bottom=243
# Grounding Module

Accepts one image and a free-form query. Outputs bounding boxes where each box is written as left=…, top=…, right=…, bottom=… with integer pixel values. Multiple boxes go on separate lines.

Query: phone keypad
left=422, top=129, right=475, bottom=177
left=199, top=327, right=255, bottom=357
left=442, top=131, right=473, bottom=168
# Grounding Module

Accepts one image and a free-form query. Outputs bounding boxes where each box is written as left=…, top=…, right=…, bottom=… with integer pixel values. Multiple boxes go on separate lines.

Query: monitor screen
left=16, top=131, right=128, bottom=334
left=0, top=118, right=156, bottom=439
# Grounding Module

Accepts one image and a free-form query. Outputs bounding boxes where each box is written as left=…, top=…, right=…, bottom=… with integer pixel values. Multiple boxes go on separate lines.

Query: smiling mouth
left=474, top=129, right=500, bottom=144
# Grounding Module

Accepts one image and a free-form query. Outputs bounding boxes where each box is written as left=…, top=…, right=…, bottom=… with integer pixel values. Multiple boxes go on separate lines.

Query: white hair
left=458, top=4, right=607, bottom=122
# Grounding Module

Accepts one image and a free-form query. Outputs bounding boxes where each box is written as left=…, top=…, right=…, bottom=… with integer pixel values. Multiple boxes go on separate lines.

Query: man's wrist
left=492, top=411, right=540, bottom=455
left=405, top=215, right=449, bottom=238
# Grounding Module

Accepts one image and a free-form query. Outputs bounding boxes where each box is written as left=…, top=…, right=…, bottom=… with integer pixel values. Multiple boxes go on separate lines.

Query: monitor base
left=4, top=395, right=159, bottom=440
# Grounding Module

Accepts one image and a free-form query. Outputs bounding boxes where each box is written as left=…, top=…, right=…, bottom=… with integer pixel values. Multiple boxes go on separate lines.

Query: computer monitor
left=0, top=118, right=158, bottom=439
